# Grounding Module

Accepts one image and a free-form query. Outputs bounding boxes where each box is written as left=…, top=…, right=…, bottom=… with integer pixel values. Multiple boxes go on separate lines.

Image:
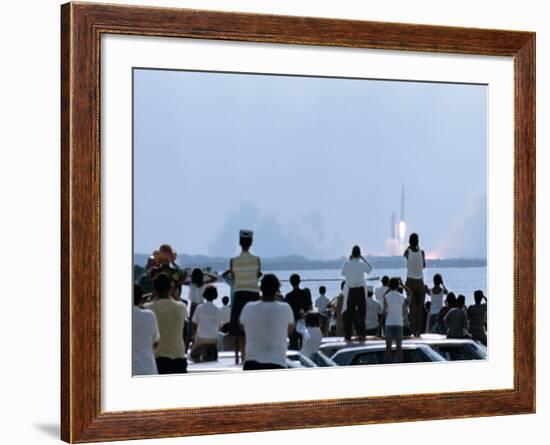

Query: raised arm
left=399, top=279, right=412, bottom=295
left=341, top=261, right=347, bottom=277
left=360, top=255, right=373, bottom=274
left=257, top=257, right=262, bottom=278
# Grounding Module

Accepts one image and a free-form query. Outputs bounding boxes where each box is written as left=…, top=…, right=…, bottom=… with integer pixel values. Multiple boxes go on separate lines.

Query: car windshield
left=431, top=344, right=483, bottom=361
left=309, top=352, right=334, bottom=367
left=350, top=348, right=435, bottom=365
left=319, top=345, right=343, bottom=358
left=287, top=354, right=314, bottom=368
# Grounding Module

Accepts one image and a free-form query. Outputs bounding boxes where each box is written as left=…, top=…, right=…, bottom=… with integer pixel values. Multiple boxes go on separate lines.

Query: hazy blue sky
left=133, top=69, right=487, bottom=259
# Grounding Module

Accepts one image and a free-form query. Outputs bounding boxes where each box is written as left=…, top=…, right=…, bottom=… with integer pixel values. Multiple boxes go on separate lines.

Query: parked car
left=319, top=338, right=375, bottom=358
left=320, top=335, right=487, bottom=362
left=331, top=343, right=446, bottom=366
left=286, top=351, right=318, bottom=368
left=308, top=351, right=338, bottom=367
left=187, top=351, right=318, bottom=373
left=415, top=336, right=487, bottom=361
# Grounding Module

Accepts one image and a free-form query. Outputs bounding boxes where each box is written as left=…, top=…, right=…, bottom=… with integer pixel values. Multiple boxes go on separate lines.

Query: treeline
left=133, top=253, right=486, bottom=275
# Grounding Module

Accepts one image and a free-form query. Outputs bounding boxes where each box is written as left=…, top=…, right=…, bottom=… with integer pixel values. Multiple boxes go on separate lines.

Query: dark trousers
left=470, top=328, right=487, bottom=346
left=406, top=278, right=426, bottom=336
left=182, top=319, right=192, bottom=350
left=243, top=360, right=285, bottom=371
left=288, top=330, right=302, bottom=350
left=343, top=287, right=366, bottom=339
left=365, top=327, right=379, bottom=336
left=155, top=357, right=188, bottom=374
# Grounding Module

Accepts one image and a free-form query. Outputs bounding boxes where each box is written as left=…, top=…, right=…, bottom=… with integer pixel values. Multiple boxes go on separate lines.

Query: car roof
left=404, top=334, right=480, bottom=345
left=216, top=351, right=308, bottom=358
left=189, top=350, right=314, bottom=372
left=321, top=335, right=479, bottom=347
left=332, top=343, right=433, bottom=356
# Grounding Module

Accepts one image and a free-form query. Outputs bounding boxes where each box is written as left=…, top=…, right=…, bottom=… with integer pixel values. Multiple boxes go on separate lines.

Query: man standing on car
left=228, top=230, right=262, bottom=363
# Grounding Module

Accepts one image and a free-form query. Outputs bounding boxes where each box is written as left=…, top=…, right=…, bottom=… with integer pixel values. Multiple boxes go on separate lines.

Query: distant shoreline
left=133, top=253, right=486, bottom=271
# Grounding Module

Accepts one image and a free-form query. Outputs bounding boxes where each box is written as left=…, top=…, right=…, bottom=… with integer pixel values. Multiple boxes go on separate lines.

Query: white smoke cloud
left=383, top=238, right=402, bottom=256
left=208, top=201, right=343, bottom=259
left=427, top=194, right=487, bottom=259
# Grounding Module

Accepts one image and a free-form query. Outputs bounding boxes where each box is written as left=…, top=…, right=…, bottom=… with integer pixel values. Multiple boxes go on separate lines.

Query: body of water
left=180, top=267, right=487, bottom=308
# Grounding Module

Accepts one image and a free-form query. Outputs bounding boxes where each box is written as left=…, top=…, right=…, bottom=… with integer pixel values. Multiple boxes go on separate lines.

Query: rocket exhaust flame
left=398, top=220, right=406, bottom=247
left=384, top=185, right=407, bottom=254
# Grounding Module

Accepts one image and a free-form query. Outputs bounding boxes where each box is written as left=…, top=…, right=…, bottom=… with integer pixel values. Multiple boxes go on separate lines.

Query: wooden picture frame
left=61, top=2, right=535, bottom=442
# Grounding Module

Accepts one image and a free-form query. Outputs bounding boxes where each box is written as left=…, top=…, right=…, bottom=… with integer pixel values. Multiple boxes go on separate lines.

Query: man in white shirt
left=132, top=285, right=160, bottom=375
left=365, top=286, right=383, bottom=336
left=315, top=286, right=330, bottom=313
left=315, top=286, right=330, bottom=334
left=341, top=245, right=372, bottom=340
left=240, top=274, right=295, bottom=370
left=220, top=296, right=231, bottom=326
left=383, top=278, right=410, bottom=363
left=191, top=285, right=222, bottom=362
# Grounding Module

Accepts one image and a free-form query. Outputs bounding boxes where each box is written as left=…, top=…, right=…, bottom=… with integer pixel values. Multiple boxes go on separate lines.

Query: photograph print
left=132, top=68, right=488, bottom=376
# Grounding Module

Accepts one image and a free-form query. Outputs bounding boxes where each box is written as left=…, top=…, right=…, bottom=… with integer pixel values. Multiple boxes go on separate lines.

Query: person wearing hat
left=147, top=244, right=187, bottom=300
left=228, top=230, right=262, bottom=363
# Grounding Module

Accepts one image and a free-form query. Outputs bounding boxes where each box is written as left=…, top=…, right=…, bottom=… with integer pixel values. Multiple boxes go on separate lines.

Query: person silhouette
left=227, top=230, right=262, bottom=363
left=340, top=245, right=372, bottom=341
left=404, top=233, right=426, bottom=337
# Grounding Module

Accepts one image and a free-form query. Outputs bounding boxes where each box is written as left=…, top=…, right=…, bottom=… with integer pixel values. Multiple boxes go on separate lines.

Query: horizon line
left=133, top=252, right=487, bottom=262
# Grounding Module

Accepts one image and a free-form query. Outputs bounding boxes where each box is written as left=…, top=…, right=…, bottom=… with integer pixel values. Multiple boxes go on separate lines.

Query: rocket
left=398, top=185, right=406, bottom=248
left=400, top=184, right=405, bottom=222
